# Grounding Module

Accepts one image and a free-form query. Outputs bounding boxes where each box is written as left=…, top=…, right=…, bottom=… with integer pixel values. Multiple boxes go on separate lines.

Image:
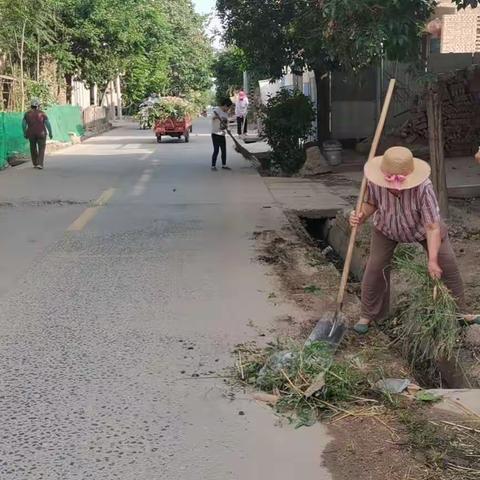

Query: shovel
left=308, top=79, right=397, bottom=349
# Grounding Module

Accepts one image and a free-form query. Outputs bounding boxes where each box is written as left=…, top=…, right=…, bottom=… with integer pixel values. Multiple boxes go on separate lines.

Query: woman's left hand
left=428, top=260, right=443, bottom=279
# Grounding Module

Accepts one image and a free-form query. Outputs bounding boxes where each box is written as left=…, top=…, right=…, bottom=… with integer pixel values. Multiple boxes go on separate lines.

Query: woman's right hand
left=349, top=210, right=365, bottom=228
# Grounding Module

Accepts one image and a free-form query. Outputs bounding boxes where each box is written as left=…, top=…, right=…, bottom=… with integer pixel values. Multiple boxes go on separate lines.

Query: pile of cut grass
left=392, top=250, right=461, bottom=369
left=235, top=340, right=371, bottom=427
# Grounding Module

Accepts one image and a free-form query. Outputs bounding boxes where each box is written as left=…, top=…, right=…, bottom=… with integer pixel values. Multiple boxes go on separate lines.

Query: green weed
left=303, top=284, right=322, bottom=295
left=392, top=255, right=461, bottom=366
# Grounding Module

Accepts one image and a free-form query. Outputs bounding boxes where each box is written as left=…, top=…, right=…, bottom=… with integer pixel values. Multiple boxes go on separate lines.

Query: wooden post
left=313, top=67, right=331, bottom=143
left=426, top=85, right=449, bottom=218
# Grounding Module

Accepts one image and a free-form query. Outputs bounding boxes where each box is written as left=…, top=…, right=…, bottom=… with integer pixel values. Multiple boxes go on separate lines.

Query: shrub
left=262, top=89, right=315, bottom=174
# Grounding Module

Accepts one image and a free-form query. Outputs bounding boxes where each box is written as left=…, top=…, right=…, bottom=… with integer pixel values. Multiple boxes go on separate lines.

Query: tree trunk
left=313, top=67, right=331, bottom=144
left=426, top=86, right=449, bottom=218
left=20, top=20, right=27, bottom=111
left=293, top=72, right=303, bottom=91
left=65, top=74, right=73, bottom=104
left=36, top=31, right=41, bottom=81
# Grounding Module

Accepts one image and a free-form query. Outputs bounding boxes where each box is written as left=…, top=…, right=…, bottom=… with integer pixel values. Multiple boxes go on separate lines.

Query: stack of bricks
left=400, top=72, right=480, bottom=157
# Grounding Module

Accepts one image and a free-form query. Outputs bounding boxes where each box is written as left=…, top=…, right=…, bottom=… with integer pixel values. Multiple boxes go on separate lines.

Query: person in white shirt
left=235, top=91, right=249, bottom=136
left=211, top=98, right=233, bottom=171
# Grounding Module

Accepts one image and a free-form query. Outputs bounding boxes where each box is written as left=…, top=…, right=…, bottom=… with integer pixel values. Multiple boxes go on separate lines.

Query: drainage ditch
left=302, top=217, right=349, bottom=277
left=300, top=215, right=474, bottom=390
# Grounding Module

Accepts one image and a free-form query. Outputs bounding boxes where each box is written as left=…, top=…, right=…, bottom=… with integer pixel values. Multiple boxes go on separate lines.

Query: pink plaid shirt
left=365, top=179, right=441, bottom=243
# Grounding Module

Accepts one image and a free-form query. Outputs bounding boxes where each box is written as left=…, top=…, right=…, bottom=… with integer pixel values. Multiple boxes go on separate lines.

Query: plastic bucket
left=323, top=140, right=342, bottom=166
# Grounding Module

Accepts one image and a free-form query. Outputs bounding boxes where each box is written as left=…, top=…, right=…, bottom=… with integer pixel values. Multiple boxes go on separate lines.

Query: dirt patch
left=254, top=223, right=360, bottom=325
left=324, top=416, right=426, bottom=480
left=325, top=407, right=480, bottom=480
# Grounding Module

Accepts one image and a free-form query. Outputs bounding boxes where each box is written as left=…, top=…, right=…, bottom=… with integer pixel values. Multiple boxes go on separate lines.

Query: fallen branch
left=439, top=420, right=480, bottom=434
left=252, top=392, right=279, bottom=405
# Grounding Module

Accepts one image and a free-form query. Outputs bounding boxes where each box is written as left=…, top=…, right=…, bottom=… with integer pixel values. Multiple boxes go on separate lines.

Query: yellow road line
left=94, top=188, right=115, bottom=206
left=67, top=188, right=115, bottom=232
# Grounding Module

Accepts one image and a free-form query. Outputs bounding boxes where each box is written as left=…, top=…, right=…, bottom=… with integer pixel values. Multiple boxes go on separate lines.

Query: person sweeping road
left=350, top=146, right=479, bottom=334
left=22, top=98, right=53, bottom=170
left=211, top=98, right=233, bottom=171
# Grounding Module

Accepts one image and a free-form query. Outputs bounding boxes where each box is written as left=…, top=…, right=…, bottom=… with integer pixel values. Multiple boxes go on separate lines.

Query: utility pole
left=115, top=76, right=123, bottom=120
left=93, top=84, right=98, bottom=106
left=108, top=81, right=115, bottom=121
left=243, top=71, right=249, bottom=94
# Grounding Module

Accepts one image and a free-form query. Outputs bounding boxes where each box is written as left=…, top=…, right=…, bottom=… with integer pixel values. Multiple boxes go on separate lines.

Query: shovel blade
left=306, top=311, right=347, bottom=350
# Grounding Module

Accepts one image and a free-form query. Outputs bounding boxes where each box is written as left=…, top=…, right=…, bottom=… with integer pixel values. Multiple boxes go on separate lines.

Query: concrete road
left=0, top=119, right=332, bottom=479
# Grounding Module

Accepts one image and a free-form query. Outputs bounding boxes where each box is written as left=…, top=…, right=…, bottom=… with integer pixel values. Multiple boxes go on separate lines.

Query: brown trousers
left=361, top=228, right=465, bottom=322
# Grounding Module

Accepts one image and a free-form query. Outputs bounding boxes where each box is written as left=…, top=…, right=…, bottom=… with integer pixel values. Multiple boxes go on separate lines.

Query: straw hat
left=364, top=146, right=431, bottom=190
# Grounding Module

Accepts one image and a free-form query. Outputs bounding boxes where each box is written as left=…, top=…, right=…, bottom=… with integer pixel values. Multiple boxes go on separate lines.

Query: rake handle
left=335, top=79, right=396, bottom=310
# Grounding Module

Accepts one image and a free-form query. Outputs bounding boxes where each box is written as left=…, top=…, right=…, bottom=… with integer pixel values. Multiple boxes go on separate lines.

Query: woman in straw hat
left=350, top=146, right=479, bottom=334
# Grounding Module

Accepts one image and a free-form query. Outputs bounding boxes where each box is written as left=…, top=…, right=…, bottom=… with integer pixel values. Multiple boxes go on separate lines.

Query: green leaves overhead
left=57, top=0, right=213, bottom=101
left=213, top=47, right=246, bottom=102
left=217, top=0, right=437, bottom=77
left=0, top=0, right=213, bottom=109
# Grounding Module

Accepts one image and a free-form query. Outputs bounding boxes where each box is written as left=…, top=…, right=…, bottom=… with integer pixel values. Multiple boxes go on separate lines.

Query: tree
left=213, top=47, right=246, bottom=103
left=0, top=0, right=214, bottom=111
left=217, top=0, right=436, bottom=141
left=160, top=1, right=213, bottom=97
left=0, top=0, right=59, bottom=109
left=56, top=0, right=148, bottom=91
left=262, top=89, right=315, bottom=174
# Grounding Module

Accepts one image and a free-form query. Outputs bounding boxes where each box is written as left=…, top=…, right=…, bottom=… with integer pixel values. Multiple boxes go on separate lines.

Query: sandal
left=353, top=323, right=370, bottom=335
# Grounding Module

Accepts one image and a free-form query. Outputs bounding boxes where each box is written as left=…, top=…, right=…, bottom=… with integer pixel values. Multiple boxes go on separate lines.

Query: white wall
left=71, top=79, right=91, bottom=109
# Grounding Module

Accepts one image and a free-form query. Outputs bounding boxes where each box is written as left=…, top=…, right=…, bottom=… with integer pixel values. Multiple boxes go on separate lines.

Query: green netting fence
left=0, top=105, right=85, bottom=169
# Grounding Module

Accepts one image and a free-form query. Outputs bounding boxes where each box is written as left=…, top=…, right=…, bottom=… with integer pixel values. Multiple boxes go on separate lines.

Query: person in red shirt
left=22, top=98, right=53, bottom=170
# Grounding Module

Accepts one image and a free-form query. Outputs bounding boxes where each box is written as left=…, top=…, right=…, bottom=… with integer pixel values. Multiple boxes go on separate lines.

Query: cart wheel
left=184, top=131, right=190, bottom=143
left=156, top=135, right=162, bottom=143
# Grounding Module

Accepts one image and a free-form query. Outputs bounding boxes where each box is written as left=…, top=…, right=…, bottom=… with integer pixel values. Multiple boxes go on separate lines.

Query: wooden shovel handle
left=336, top=79, right=396, bottom=309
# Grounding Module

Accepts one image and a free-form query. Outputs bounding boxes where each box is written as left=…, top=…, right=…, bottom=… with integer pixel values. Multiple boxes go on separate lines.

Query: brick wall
left=441, top=13, right=480, bottom=53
